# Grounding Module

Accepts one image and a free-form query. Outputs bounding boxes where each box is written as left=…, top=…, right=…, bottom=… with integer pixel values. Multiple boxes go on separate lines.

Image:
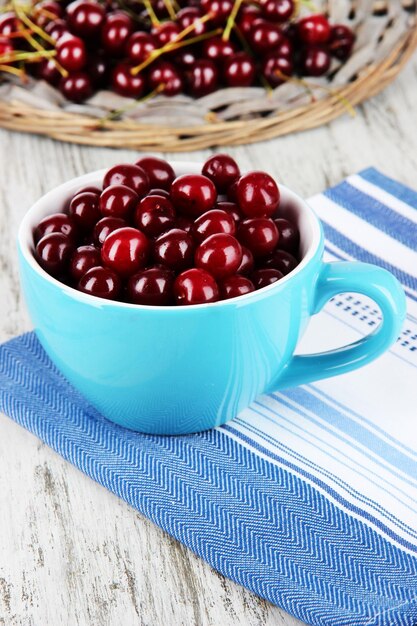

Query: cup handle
left=271, top=262, right=406, bottom=391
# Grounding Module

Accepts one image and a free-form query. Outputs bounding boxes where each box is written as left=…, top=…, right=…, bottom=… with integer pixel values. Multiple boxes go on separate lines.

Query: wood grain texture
left=0, top=53, right=416, bottom=626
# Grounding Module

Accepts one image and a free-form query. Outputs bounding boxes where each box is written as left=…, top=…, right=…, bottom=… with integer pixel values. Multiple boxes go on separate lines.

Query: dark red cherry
left=237, top=5, right=262, bottom=35
left=237, top=218, right=279, bottom=257
left=103, top=163, right=150, bottom=197
left=36, top=233, right=73, bottom=277
left=66, top=0, right=105, bottom=38
left=227, top=180, right=238, bottom=203
left=78, top=266, right=121, bottom=300
left=219, top=275, right=255, bottom=300
left=45, top=18, right=69, bottom=41
left=192, top=209, right=236, bottom=243
left=271, top=37, right=293, bottom=59
left=101, top=226, right=150, bottom=277
left=126, top=32, right=157, bottom=63
left=69, top=191, right=100, bottom=231
left=274, top=218, right=299, bottom=254
left=252, top=268, right=283, bottom=289
left=148, top=62, right=184, bottom=96
left=135, top=157, right=175, bottom=191
left=202, top=154, right=240, bottom=193
left=77, top=185, right=101, bottom=195
left=329, top=24, right=355, bottom=61
left=35, top=212, right=78, bottom=243
left=149, top=188, right=170, bottom=199
left=101, top=12, right=134, bottom=56
left=174, top=268, right=219, bottom=305
left=59, top=72, right=92, bottom=102
left=70, top=244, right=101, bottom=280
left=264, top=249, right=298, bottom=274
left=299, top=46, right=331, bottom=76
left=200, top=0, right=233, bottom=25
left=153, top=228, right=194, bottom=271
left=0, top=36, right=13, bottom=57
left=187, top=60, right=218, bottom=97
left=249, top=20, right=285, bottom=55
left=262, top=54, right=293, bottom=87
left=0, top=12, right=20, bottom=38
left=176, top=7, right=207, bottom=36
left=175, top=216, right=193, bottom=233
left=260, top=0, right=294, bottom=22
left=215, top=201, right=241, bottom=223
left=56, top=34, right=87, bottom=72
left=171, top=174, right=217, bottom=217
left=37, top=58, right=60, bottom=86
left=151, top=21, right=180, bottom=47
left=99, top=184, right=138, bottom=219
left=112, top=62, right=146, bottom=98
left=236, top=171, right=280, bottom=218
left=34, top=1, right=63, bottom=27
left=298, top=14, right=331, bottom=45
left=195, top=233, right=242, bottom=279
left=127, top=268, right=174, bottom=305
left=173, top=49, right=197, bottom=69
left=93, top=216, right=126, bottom=246
left=237, top=246, right=254, bottom=275
left=134, top=195, right=175, bottom=237
left=87, top=54, right=109, bottom=87
left=222, top=53, right=255, bottom=88
left=202, top=37, right=236, bottom=63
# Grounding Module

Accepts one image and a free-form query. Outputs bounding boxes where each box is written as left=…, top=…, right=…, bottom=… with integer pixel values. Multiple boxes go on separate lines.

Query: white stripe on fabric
left=349, top=174, right=417, bottom=226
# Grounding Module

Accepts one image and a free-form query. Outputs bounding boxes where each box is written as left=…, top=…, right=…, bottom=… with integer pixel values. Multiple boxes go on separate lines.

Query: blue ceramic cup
left=18, top=163, right=406, bottom=434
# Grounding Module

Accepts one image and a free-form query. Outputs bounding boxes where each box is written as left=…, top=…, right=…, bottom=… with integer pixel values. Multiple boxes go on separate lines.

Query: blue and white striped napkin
left=1, top=168, right=416, bottom=626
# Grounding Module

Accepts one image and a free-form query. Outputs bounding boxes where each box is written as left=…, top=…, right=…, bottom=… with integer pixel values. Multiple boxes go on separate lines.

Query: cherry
left=215, top=201, right=241, bottom=223
left=135, top=157, right=175, bottom=190
left=261, top=0, right=294, bottom=23
left=192, top=209, right=236, bottom=243
left=186, top=60, right=218, bottom=97
left=101, top=226, right=150, bottom=277
left=66, top=0, right=105, bottom=38
left=78, top=266, right=121, bottom=299
left=200, top=0, right=233, bottom=25
left=0, top=36, right=13, bottom=58
left=37, top=58, right=61, bottom=86
left=69, top=191, right=100, bottom=231
left=274, top=217, right=299, bottom=254
left=101, top=12, right=134, bottom=56
left=126, top=32, right=157, bottom=63
left=173, top=49, right=197, bottom=69
left=264, top=249, right=298, bottom=274
left=252, top=268, right=283, bottom=289
left=271, top=37, right=293, bottom=59
left=329, top=25, right=355, bottom=61
left=149, top=188, right=171, bottom=199
left=220, top=275, right=255, bottom=299
left=59, top=72, right=92, bottom=102
left=94, top=216, right=126, bottom=246
left=237, top=218, right=278, bottom=257
left=298, top=14, right=331, bottom=45
left=112, top=62, right=146, bottom=98
left=127, top=268, right=174, bottom=305
left=56, top=34, right=87, bottom=72
left=153, top=228, right=194, bottom=271
left=99, top=184, right=138, bottom=219
left=35, top=212, right=78, bottom=243
left=262, top=54, right=293, bottom=87
left=202, top=37, right=236, bottom=63
left=87, top=54, right=109, bottom=88
left=70, top=244, right=101, bottom=280
left=174, top=268, right=219, bottom=305
left=0, top=12, right=20, bottom=38
left=237, top=246, right=254, bottom=275
left=236, top=171, right=280, bottom=218
left=175, top=216, right=193, bottom=233
left=177, top=7, right=207, bottom=36
left=171, top=174, right=216, bottom=217
left=148, top=62, right=184, bottom=96
left=45, top=18, right=69, bottom=41
left=134, top=195, right=175, bottom=237
left=151, top=21, right=180, bottom=47
left=222, top=53, right=255, bottom=88
left=227, top=180, right=238, bottom=203
left=202, top=153, right=240, bottom=193
left=249, top=20, right=285, bottom=55
left=36, top=233, right=73, bottom=277
left=103, top=163, right=150, bottom=197
left=237, top=5, right=262, bottom=35
left=34, top=1, right=63, bottom=27
left=195, top=233, right=242, bottom=279
left=300, top=46, right=331, bottom=77
left=77, top=185, right=101, bottom=195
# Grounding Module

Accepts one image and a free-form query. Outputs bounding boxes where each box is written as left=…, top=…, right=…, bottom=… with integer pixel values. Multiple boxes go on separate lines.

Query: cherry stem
left=102, top=83, right=166, bottom=122
left=222, top=0, right=243, bottom=41
left=0, top=63, right=26, bottom=78
left=142, top=0, right=160, bottom=27
left=0, top=48, right=56, bottom=64
left=161, top=0, right=177, bottom=20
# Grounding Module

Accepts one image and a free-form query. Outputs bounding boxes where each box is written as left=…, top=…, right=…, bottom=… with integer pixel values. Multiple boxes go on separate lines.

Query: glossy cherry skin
left=195, top=233, right=242, bottom=279
left=219, top=275, right=255, bottom=299
left=192, top=209, right=236, bottom=244
left=148, top=62, right=184, bottom=96
left=152, top=21, right=180, bottom=47
left=274, top=217, right=299, bottom=254
left=59, top=72, right=92, bottom=102
left=56, top=34, right=87, bottom=72
left=34, top=1, right=63, bottom=27
left=149, top=188, right=170, bottom=199
left=78, top=266, right=121, bottom=300
left=329, top=24, right=355, bottom=61
left=66, top=0, right=105, bottom=38
left=126, top=32, right=157, bottom=63
left=260, top=0, right=294, bottom=23
left=37, top=58, right=61, bottom=86
left=271, top=37, right=293, bottom=59
left=45, top=18, right=69, bottom=41
left=237, top=246, right=254, bottom=275
left=237, top=5, right=262, bottom=35
left=223, top=53, right=255, bottom=88
left=264, top=249, right=298, bottom=274
left=176, top=7, right=207, bottom=36
left=201, top=0, right=233, bottom=25
left=202, top=154, right=240, bottom=193
left=77, top=185, right=101, bottom=195
left=70, top=244, right=101, bottom=280
left=227, top=180, right=238, bottom=203
left=252, top=268, right=283, bottom=289
left=262, top=54, right=293, bottom=87
left=202, top=37, right=236, bottom=63
left=173, top=49, right=197, bottom=69
left=134, top=195, right=175, bottom=237
left=249, top=21, right=285, bottom=55
left=175, top=216, right=193, bottom=233
left=187, top=60, right=218, bottom=97
left=299, top=46, right=331, bottom=77
left=127, top=268, right=174, bottom=305
left=237, top=218, right=278, bottom=258
left=0, top=36, right=13, bottom=57
left=99, top=184, right=138, bottom=219
left=69, top=191, right=100, bottom=231
left=298, top=14, right=331, bottom=45
left=215, top=201, right=241, bottom=223
left=236, top=171, right=280, bottom=218
left=103, top=163, right=150, bottom=197
left=36, top=233, right=73, bottom=277
left=174, top=268, right=219, bottom=305
left=0, top=12, right=20, bottom=37
left=35, top=212, right=78, bottom=243
left=153, top=228, right=194, bottom=271
left=171, top=174, right=217, bottom=217
left=93, top=216, right=126, bottom=246
left=101, top=12, right=134, bottom=56
left=87, top=54, right=109, bottom=88
left=112, top=62, right=146, bottom=98
left=135, top=157, right=175, bottom=191
left=101, top=227, right=150, bottom=277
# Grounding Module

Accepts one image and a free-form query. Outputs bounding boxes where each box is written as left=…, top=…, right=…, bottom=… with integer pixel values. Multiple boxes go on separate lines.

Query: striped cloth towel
left=1, top=168, right=417, bottom=626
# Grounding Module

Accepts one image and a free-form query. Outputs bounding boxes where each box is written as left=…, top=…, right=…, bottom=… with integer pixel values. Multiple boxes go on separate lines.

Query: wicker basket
left=0, top=0, right=416, bottom=151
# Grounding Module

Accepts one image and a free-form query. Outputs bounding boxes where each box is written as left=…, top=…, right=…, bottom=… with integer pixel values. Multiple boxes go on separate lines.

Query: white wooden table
left=1, top=53, right=416, bottom=626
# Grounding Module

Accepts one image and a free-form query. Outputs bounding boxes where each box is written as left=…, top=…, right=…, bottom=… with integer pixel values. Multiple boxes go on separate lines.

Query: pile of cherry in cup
left=34, top=154, right=301, bottom=306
